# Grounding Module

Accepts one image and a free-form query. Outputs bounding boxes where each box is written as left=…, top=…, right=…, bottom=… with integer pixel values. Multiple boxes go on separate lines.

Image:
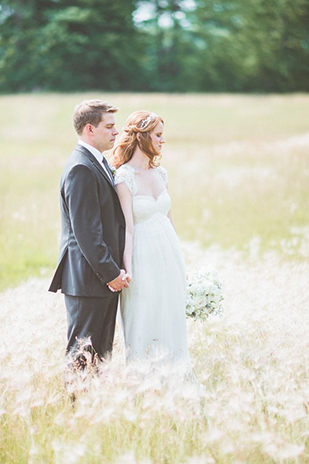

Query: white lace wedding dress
left=115, top=164, right=194, bottom=374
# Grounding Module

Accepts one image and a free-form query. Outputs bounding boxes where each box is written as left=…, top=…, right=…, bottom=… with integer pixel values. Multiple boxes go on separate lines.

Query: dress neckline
left=120, top=164, right=165, bottom=200
left=134, top=189, right=167, bottom=201
left=122, top=163, right=159, bottom=173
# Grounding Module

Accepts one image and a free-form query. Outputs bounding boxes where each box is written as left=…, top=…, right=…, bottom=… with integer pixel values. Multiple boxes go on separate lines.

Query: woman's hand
left=107, top=269, right=130, bottom=292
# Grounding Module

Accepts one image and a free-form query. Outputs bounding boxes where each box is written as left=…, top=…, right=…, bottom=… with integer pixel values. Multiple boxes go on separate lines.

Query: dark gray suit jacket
left=49, top=145, right=125, bottom=297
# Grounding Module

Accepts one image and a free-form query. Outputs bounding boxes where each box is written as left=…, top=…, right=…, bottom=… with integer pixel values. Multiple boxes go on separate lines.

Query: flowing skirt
left=120, top=213, right=191, bottom=367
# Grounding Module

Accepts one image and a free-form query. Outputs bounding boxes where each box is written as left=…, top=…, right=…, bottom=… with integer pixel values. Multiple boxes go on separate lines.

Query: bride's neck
left=129, top=147, right=150, bottom=170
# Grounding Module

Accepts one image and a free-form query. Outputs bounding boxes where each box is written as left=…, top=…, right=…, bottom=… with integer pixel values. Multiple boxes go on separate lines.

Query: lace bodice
left=115, top=164, right=171, bottom=223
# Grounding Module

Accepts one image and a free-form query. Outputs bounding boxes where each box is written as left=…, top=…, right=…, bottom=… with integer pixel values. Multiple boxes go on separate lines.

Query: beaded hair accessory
left=140, top=113, right=157, bottom=130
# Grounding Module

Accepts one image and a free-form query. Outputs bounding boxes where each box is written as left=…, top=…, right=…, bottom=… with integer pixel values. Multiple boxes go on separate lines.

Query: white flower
left=193, top=295, right=207, bottom=309
left=185, top=267, right=224, bottom=321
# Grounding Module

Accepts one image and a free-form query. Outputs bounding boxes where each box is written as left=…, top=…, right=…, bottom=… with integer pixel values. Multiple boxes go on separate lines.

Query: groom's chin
left=107, top=143, right=115, bottom=151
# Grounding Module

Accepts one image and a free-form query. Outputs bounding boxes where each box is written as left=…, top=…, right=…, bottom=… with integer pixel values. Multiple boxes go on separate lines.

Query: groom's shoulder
left=70, top=144, right=90, bottom=162
left=65, top=145, right=92, bottom=168
left=61, top=146, right=93, bottom=180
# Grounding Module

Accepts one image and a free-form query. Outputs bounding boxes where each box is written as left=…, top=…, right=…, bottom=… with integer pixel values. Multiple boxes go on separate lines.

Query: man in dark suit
left=49, top=100, right=129, bottom=369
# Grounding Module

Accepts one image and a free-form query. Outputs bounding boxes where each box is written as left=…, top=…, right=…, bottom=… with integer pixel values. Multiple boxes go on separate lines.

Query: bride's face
left=150, top=121, right=165, bottom=154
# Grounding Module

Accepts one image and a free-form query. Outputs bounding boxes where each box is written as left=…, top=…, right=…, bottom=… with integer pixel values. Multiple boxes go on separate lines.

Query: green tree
left=136, top=0, right=201, bottom=91
left=0, top=0, right=147, bottom=91
left=0, top=0, right=308, bottom=92
left=188, top=0, right=309, bottom=91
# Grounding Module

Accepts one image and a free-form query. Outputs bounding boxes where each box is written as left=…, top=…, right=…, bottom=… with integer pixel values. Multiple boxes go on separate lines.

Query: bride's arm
left=166, top=183, right=175, bottom=230
left=116, top=182, right=134, bottom=280
left=167, top=209, right=175, bottom=229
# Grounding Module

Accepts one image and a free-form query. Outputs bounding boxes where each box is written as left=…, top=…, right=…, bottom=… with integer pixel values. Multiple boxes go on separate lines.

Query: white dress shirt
left=78, top=139, right=113, bottom=183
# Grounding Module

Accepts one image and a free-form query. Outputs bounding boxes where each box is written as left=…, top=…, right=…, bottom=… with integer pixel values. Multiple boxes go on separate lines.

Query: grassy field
left=0, top=247, right=308, bottom=464
left=0, top=93, right=309, bottom=464
left=0, top=93, right=308, bottom=291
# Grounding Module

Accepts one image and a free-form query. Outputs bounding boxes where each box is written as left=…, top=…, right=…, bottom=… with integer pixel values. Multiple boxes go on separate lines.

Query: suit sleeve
left=64, top=164, right=120, bottom=285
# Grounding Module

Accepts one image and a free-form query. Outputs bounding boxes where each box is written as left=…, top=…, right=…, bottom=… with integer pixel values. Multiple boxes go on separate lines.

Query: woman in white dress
left=113, top=111, right=193, bottom=372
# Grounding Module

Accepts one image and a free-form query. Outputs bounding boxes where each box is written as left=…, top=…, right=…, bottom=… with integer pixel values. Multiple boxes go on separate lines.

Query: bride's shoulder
left=115, top=164, right=135, bottom=193
left=115, top=163, right=134, bottom=177
left=155, top=165, right=168, bottom=185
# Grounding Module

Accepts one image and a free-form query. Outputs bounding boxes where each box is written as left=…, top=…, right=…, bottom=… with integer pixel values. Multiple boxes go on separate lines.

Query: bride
left=112, top=111, right=194, bottom=373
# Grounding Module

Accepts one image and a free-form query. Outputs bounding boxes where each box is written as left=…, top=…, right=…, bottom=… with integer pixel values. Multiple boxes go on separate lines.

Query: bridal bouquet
left=186, top=267, right=223, bottom=321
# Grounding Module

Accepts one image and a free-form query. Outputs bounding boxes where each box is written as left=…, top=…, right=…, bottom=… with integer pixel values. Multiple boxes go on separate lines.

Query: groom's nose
left=113, top=127, right=119, bottom=136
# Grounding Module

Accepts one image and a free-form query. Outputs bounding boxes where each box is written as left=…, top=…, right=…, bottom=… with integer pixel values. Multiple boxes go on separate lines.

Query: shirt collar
left=78, top=139, right=104, bottom=165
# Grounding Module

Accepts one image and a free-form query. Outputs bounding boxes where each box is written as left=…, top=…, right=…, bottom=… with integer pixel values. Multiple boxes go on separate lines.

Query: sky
left=133, top=0, right=196, bottom=28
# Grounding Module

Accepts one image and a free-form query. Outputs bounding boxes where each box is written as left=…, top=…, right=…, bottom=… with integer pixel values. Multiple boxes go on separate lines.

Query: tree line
left=0, top=0, right=308, bottom=93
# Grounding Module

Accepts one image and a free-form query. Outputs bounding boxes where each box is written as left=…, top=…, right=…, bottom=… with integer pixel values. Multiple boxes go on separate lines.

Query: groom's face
left=92, top=113, right=119, bottom=152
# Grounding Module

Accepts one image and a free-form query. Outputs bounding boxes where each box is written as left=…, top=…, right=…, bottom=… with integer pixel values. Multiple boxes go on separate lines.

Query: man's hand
left=107, top=269, right=130, bottom=292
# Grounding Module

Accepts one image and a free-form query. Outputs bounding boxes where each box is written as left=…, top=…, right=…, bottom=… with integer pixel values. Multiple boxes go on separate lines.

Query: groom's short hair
left=73, top=100, right=118, bottom=135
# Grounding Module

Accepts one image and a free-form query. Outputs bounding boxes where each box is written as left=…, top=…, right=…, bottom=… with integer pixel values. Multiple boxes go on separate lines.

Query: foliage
left=180, top=0, right=309, bottom=92
left=0, top=0, right=146, bottom=92
left=0, top=0, right=308, bottom=92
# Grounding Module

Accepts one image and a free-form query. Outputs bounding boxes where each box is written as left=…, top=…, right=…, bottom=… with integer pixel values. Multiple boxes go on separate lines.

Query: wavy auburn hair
left=112, top=111, right=164, bottom=169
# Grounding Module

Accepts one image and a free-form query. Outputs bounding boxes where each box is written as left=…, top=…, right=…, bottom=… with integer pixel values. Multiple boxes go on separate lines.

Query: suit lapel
left=75, top=145, right=116, bottom=191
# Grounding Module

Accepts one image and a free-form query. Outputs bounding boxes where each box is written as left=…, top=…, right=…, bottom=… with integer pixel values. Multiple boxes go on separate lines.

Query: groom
left=49, top=99, right=129, bottom=368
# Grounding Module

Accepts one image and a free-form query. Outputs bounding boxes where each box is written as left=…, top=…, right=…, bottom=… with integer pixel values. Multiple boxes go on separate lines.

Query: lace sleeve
left=156, top=166, right=168, bottom=186
left=115, top=165, right=136, bottom=195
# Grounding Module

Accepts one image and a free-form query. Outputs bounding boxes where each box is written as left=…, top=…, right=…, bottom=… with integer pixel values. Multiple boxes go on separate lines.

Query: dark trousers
left=64, top=293, right=119, bottom=367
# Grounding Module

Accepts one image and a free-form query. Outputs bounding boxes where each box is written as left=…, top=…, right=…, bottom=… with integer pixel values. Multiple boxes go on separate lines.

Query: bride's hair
left=112, top=110, right=164, bottom=169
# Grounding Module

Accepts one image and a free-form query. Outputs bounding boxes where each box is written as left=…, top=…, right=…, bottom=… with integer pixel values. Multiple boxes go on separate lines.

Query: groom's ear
left=85, top=123, right=94, bottom=135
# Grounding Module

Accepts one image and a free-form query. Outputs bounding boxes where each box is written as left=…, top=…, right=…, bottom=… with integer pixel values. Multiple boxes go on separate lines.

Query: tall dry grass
left=0, top=93, right=308, bottom=463
left=0, top=244, right=308, bottom=463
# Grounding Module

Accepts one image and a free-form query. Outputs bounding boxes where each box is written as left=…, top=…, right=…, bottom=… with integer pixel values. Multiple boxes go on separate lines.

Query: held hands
left=107, top=269, right=130, bottom=292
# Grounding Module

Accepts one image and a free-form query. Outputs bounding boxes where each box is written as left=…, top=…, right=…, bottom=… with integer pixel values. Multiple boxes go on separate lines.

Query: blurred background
left=0, top=0, right=308, bottom=291
left=1, top=0, right=309, bottom=93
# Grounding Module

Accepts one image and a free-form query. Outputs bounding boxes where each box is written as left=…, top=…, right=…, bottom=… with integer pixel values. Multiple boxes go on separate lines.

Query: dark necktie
left=102, top=157, right=114, bottom=186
